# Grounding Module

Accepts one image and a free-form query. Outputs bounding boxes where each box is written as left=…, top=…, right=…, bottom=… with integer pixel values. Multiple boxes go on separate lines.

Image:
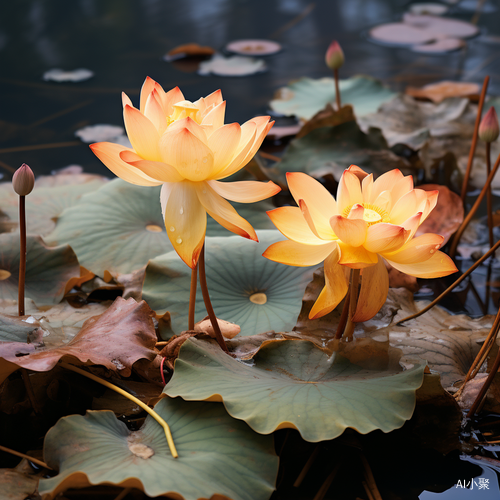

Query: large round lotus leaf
left=266, top=121, right=408, bottom=186
left=165, top=338, right=425, bottom=442
left=45, top=179, right=169, bottom=276
left=142, top=230, right=317, bottom=338
left=39, top=397, right=278, bottom=500
left=0, top=233, right=80, bottom=305
left=46, top=179, right=277, bottom=277
left=270, top=75, right=396, bottom=121
left=0, top=173, right=106, bottom=236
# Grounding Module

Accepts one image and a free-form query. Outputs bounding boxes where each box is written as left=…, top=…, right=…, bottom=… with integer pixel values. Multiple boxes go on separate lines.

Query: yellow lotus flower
left=263, top=166, right=458, bottom=320
left=90, top=77, right=280, bottom=268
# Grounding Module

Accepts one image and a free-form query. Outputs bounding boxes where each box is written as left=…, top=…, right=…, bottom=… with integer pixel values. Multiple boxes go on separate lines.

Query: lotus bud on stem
left=12, top=163, right=35, bottom=317
left=325, top=40, right=344, bottom=111
left=479, top=107, right=499, bottom=249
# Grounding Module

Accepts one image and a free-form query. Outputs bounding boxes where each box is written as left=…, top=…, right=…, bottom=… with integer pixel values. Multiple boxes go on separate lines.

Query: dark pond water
left=1, top=0, right=500, bottom=498
left=1, top=0, right=499, bottom=179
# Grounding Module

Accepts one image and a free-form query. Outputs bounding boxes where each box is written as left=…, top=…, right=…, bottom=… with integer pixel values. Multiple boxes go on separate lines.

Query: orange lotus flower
left=90, top=77, right=280, bottom=268
left=264, top=166, right=458, bottom=320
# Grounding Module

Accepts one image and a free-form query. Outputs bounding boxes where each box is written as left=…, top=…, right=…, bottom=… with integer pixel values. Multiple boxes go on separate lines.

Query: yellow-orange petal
left=204, top=89, right=223, bottom=108
left=195, top=183, right=257, bottom=240
left=330, top=215, right=367, bottom=247
left=362, top=173, right=373, bottom=203
left=123, top=104, right=161, bottom=161
left=364, top=223, right=406, bottom=254
left=401, top=212, right=422, bottom=242
left=208, top=123, right=241, bottom=173
left=385, top=251, right=457, bottom=279
left=389, top=189, right=427, bottom=225
left=299, top=199, right=336, bottom=241
left=90, top=142, right=162, bottom=186
left=263, top=240, right=338, bottom=267
left=383, top=233, right=444, bottom=264
left=119, top=151, right=184, bottom=182
left=144, top=89, right=167, bottom=134
left=267, top=206, right=324, bottom=245
left=338, top=242, right=378, bottom=268
left=309, top=248, right=349, bottom=319
left=347, top=203, right=364, bottom=220
left=369, top=169, right=404, bottom=205
left=201, top=101, right=226, bottom=136
left=346, top=164, right=370, bottom=181
left=157, top=86, right=185, bottom=117
left=140, top=76, right=157, bottom=113
left=352, top=257, right=389, bottom=322
left=208, top=179, right=280, bottom=203
left=337, top=170, right=362, bottom=213
left=159, top=126, right=213, bottom=182
left=287, top=172, right=338, bottom=233
left=390, top=175, right=414, bottom=207
left=162, top=182, right=206, bottom=268
left=421, top=189, right=439, bottom=222
left=122, top=92, right=133, bottom=108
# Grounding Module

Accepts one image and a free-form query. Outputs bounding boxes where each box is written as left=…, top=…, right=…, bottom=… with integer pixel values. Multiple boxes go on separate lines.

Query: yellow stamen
left=170, top=100, right=201, bottom=123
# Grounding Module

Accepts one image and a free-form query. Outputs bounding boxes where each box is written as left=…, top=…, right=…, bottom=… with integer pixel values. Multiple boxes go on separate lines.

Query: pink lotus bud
left=325, top=41, right=344, bottom=70
left=479, top=107, right=499, bottom=143
left=12, top=163, right=35, bottom=196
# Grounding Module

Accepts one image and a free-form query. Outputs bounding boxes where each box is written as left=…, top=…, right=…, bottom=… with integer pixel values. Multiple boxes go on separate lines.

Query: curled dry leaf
left=415, top=184, right=464, bottom=245
left=296, top=104, right=355, bottom=139
left=194, top=316, right=241, bottom=339
left=0, top=297, right=158, bottom=384
left=158, top=332, right=199, bottom=371
left=164, top=43, right=215, bottom=61
left=406, top=81, right=480, bottom=103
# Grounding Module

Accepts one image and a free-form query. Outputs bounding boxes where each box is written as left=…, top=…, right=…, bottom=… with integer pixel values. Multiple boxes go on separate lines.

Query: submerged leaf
left=142, top=231, right=317, bottom=338
left=165, top=337, right=425, bottom=442
left=39, top=397, right=278, bottom=500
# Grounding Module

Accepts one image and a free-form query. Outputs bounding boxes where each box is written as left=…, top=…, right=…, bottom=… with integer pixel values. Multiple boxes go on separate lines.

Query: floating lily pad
left=0, top=233, right=80, bottom=305
left=266, top=121, right=408, bottom=185
left=43, top=68, right=94, bottom=82
left=0, top=171, right=107, bottom=236
left=165, top=338, right=425, bottom=441
left=198, top=54, right=266, bottom=76
left=142, top=231, right=317, bottom=338
left=270, top=75, right=396, bottom=121
left=39, top=397, right=278, bottom=500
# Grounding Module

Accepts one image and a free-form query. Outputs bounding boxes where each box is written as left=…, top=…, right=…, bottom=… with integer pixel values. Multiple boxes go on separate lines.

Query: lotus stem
left=450, top=151, right=500, bottom=258
left=455, top=309, right=500, bottom=399
left=486, top=142, right=494, bottom=249
left=0, top=444, right=51, bottom=470
left=198, top=244, right=229, bottom=353
left=333, top=68, right=341, bottom=110
left=460, top=75, right=489, bottom=203
left=188, top=264, right=197, bottom=330
left=18, top=195, right=26, bottom=316
left=113, top=488, right=132, bottom=500
left=294, top=444, right=321, bottom=487
left=313, top=462, right=340, bottom=500
left=59, top=361, right=178, bottom=458
left=397, top=237, right=500, bottom=325
left=361, top=454, right=383, bottom=500
left=343, top=268, right=360, bottom=339
left=335, top=294, right=350, bottom=339
left=467, top=341, right=500, bottom=418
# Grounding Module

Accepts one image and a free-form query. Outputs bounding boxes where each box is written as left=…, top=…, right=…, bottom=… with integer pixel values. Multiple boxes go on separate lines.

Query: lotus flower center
left=250, top=292, right=267, bottom=304
left=0, top=269, right=11, bottom=281
left=170, top=100, right=201, bottom=123
left=343, top=203, right=390, bottom=225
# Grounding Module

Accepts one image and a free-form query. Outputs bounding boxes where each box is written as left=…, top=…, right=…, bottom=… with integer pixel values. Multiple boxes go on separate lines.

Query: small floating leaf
left=39, top=397, right=278, bottom=500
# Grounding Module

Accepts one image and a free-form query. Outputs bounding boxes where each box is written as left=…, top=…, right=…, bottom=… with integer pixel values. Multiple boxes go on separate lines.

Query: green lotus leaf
left=142, top=230, right=317, bottom=338
left=266, top=121, right=408, bottom=186
left=46, top=179, right=277, bottom=277
left=270, top=75, right=396, bottom=121
left=165, top=338, right=425, bottom=442
left=0, top=233, right=80, bottom=305
left=39, top=397, right=278, bottom=500
left=0, top=173, right=106, bottom=236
